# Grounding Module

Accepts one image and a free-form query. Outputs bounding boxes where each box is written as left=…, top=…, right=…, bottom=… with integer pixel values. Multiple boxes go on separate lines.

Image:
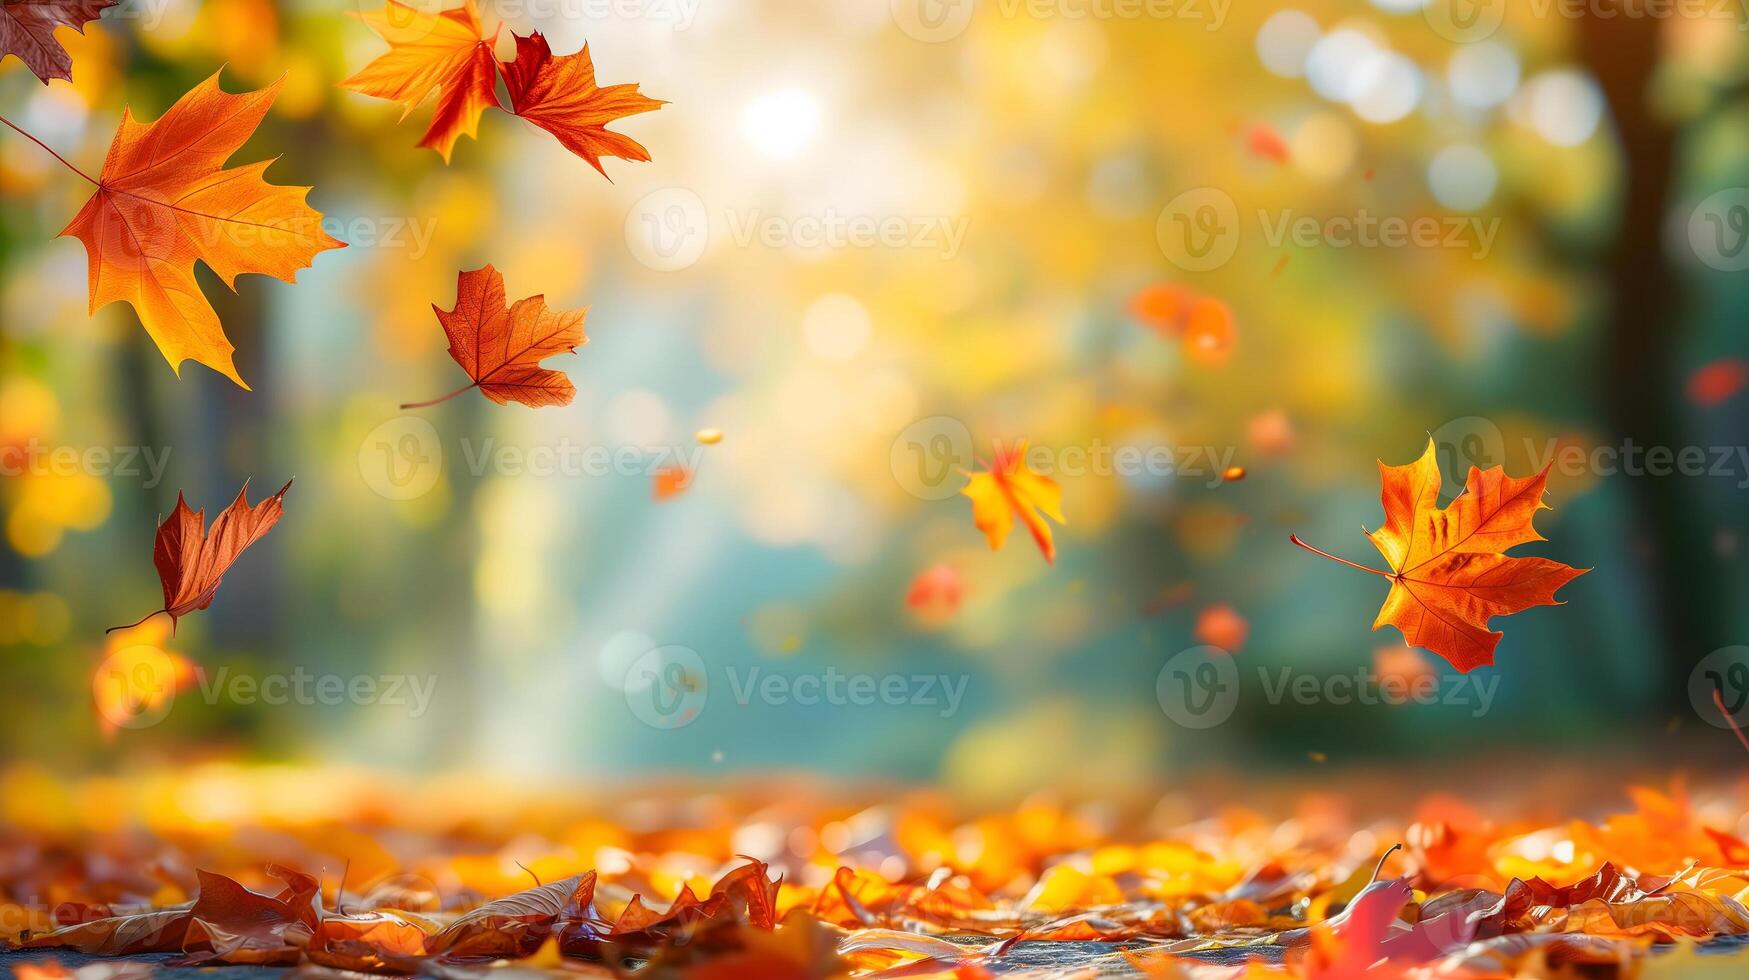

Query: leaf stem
left=1288, top=534, right=1393, bottom=578
left=106, top=609, right=166, bottom=634
left=1715, top=688, right=1749, bottom=757
left=0, top=113, right=99, bottom=185
left=400, top=382, right=477, bottom=410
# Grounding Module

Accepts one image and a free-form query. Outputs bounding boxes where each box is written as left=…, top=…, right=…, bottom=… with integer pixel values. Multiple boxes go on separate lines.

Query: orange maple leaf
left=109, top=479, right=293, bottom=635
left=57, top=72, right=345, bottom=388
left=1292, top=439, right=1588, bottom=672
left=0, top=0, right=113, bottom=83
left=499, top=32, right=666, bottom=179
left=342, top=3, right=663, bottom=175
left=961, top=440, right=1065, bottom=564
left=340, top=0, right=500, bottom=162
left=403, top=265, right=588, bottom=409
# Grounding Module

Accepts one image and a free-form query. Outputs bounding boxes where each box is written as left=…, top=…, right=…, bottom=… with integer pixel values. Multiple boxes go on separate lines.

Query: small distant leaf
left=961, top=440, right=1065, bottom=564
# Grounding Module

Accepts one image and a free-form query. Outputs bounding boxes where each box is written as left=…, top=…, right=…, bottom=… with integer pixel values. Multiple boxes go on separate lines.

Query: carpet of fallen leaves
left=4, top=767, right=1749, bottom=978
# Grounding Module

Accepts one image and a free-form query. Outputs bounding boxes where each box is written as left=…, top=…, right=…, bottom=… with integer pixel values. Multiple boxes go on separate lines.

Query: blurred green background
left=1, top=0, right=1747, bottom=797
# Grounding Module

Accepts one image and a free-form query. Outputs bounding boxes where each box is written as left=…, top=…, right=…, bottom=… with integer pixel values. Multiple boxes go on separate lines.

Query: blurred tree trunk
left=1576, top=17, right=1723, bottom=707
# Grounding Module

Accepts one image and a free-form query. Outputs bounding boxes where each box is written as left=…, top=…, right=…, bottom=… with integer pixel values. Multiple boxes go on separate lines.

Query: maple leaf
left=1292, top=439, right=1588, bottom=672
left=961, top=440, right=1065, bottom=564
left=108, top=479, right=292, bottom=635
left=58, top=72, right=345, bottom=388
left=21, top=866, right=318, bottom=964
left=499, top=31, right=666, bottom=179
left=403, top=265, right=588, bottom=409
left=0, top=0, right=112, bottom=83
left=342, top=5, right=663, bottom=175
left=340, top=0, right=500, bottom=162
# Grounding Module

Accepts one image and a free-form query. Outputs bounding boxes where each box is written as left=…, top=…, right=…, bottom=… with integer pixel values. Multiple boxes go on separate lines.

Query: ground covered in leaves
left=5, top=767, right=1749, bottom=978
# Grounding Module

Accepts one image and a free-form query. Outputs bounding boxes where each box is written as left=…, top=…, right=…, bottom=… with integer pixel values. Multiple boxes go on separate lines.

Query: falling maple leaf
left=57, top=72, right=345, bottom=388
left=340, top=0, right=500, bottom=162
left=1292, top=439, right=1588, bottom=672
left=961, top=440, right=1064, bottom=564
left=108, top=479, right=292, bottom=635
left=0, top=0, right=112, bottom=83
left=342, top=3, right=663, bottom=175
left=499, top=31, right=666, bottom=179
left=403, top=265, right=588, bottom=409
